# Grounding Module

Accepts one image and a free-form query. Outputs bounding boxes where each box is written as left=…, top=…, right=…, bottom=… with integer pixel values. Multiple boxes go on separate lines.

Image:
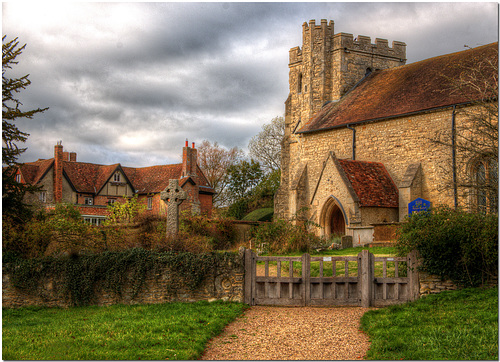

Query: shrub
left=251, top=219, right=322, bottom=254
left=396, top=206, right=498, bottom=287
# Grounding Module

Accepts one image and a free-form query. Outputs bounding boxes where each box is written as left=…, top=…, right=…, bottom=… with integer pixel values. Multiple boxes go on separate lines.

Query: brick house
left=275, top=19, right=498, bottom=244
left=16, top=140, right=214, bottom=224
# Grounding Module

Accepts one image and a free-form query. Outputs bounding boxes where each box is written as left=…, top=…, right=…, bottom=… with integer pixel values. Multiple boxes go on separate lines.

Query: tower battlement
left=289, top=20, right=406, bottom=65
left=333, top=32, right=406, bottom=61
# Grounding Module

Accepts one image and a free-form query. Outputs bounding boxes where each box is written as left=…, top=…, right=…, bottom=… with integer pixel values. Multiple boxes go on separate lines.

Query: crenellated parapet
left=333, top=32, right=406, bottom=61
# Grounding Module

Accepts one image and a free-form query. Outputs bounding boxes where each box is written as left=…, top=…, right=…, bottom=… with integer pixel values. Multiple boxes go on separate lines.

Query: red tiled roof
left=123, top=164, right=183, bottom=193
left=298, top=42, right=498, bottom=134
left=338, top=159, right=398, bottom=208
left=17, top=158, right=214, bottom=195
left=19, top=159, right=54, bottom=185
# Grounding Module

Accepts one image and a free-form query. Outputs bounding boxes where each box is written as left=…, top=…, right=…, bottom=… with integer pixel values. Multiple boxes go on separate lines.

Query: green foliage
left=396, top=206, right=498, bottom=287
left=2, top=204, right=104, bottom=259
left=251, top=219, right=323, bottom=254
left=104, top=194, right=146, bottom=225
left=226, top=169, right=280, bottom=219
left=226, top=159, right=263, bottom=200
left=361, top=287, right=498, bottom=360
left=242, top=208, right=274, bottom=222
left=2, top=301, right=249, bottom=360
left=2, top=36, right=48, bottom=223
left=5, top=248, right=242, bottom=306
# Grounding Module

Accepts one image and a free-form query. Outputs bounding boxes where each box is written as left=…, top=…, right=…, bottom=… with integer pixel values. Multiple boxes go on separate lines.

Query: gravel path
left=200, top=306, right=373, bottom=360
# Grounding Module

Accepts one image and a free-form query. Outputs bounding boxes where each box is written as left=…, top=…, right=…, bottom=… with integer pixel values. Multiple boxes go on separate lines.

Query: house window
left=83, top=216, right=106, bottom=226
left=84, top=197, right=93, bottom=205
left=15, top=174, right=21, bottom=183
left=113, top=172, right=121, bottom=182
left=471, top=157, right=498, bottom=213
left=147, top=197, right=153, bottom=210
left=39, top=191, right=47, bottom=203
left=108, top=199, right=116, bottom=205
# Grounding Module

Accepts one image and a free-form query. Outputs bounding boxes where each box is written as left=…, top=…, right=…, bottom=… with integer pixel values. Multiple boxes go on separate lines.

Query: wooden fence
left=244, top=249, right=419, bottom=307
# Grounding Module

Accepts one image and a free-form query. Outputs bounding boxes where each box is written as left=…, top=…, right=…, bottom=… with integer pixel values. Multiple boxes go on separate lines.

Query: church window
left=297, top=73, right=303, bottom=93
left=471, top=157, right=498, bottom=214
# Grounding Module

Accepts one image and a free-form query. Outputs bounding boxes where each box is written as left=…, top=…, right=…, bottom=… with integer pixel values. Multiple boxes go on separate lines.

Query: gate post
left=408, top=250, right=420, bottom=301
left=244, top=249, right=254, bottom=305
left=359, top=250, right=374, bottom=307
left=302, top=253, right=310, bottom=306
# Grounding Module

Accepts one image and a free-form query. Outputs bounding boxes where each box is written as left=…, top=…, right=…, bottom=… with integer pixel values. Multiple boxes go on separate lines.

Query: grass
left=2, top=300, right=249, bottom=360
left=360, top=287, right=499, bottom=360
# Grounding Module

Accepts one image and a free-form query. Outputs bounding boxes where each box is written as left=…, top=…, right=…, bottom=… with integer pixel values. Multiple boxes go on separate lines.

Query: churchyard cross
left=160, top=179, right=188, bottom=237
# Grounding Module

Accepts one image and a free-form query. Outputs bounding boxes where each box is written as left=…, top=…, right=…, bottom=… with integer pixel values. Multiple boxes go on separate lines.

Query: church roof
left=338, top=159, right=398, bottom=208
left=298, top=42, right=498, bottom=134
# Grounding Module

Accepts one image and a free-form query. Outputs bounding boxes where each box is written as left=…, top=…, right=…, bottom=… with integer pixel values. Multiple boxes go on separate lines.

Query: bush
left=396, top=206, right=498, bottom=287
left=2, top=204, right=105, bottom=259
left=251, top=219, right=322, bottom=254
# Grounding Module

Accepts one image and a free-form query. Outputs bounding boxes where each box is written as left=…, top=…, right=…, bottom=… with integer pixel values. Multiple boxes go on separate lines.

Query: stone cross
left=160, top=179, right=188, bottom=237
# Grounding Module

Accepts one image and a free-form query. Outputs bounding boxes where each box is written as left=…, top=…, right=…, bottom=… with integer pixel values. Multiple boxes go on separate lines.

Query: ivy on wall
left=4, top=248, right=242, bottom=306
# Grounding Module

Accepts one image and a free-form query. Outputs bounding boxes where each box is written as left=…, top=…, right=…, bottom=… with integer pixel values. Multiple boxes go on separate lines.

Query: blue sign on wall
left=408, top=198, right=432, bottom=215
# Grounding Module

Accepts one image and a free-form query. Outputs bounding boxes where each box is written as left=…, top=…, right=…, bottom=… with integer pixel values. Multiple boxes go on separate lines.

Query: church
left=275, top=19, right=498, bottom=245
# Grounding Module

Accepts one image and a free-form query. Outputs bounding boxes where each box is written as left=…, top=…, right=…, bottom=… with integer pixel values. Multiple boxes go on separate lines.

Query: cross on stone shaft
left=160, top=179, right=188, bottom=236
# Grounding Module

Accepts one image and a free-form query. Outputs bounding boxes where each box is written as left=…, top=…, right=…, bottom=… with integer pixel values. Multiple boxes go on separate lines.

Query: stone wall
left=418, top=272, right=458, bottom=295
left=2, top=251, right=245, bottom=309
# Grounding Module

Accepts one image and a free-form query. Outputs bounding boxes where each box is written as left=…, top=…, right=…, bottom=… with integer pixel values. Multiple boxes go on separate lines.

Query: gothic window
left=297, top=73, right=303, bottom=94
left=471, top=157, right=498, bottom=213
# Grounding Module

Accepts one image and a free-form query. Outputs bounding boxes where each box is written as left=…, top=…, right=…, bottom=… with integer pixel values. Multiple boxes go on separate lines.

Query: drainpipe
left=346, top=124, right=356, bottom=160
left=451, top=105, right=458, bottom=209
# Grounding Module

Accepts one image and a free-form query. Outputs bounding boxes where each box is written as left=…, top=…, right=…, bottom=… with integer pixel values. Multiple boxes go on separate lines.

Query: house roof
left=298, top=42, right=498, bottom=134
left=338, top=159, right=398, bottom=208
left=18, top=159, right=214, bottom=195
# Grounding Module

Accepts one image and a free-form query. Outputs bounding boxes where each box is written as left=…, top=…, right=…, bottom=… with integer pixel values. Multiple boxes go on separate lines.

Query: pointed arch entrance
left=320, top=196, right=347, bottom=237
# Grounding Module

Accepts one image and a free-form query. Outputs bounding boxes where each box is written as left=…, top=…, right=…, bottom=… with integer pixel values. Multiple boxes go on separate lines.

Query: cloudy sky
left=3, top=2, right=498, bottom=167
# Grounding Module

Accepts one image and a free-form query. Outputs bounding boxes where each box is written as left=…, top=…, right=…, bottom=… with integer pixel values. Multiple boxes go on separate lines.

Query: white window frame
left=39, top=191, right=47, bottom=203
left=113, top=172, right=121, bottom=182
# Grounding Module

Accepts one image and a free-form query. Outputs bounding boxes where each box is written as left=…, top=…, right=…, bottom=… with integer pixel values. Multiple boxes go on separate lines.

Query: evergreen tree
left=2, top=36, right=48, bottom=222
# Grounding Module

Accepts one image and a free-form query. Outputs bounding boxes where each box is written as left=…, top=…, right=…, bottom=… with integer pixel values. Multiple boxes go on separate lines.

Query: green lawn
left=2, top=301, right=249, bottom=360
left=361, top=287, right=499, bottom=360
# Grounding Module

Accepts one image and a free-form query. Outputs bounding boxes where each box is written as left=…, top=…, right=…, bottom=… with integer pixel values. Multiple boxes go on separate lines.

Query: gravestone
left=341, top=235, right=353, bottom=249
left=160, top=179, right=188, bottom=237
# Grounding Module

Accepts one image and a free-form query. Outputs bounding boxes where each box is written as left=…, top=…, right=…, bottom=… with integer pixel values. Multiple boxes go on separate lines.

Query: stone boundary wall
left=2, top=252, right=245, bottom=309
left=418, top=272, right=458, bottom=296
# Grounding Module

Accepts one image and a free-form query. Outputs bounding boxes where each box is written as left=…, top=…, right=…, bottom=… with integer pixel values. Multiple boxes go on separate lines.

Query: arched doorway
left=320, top=196, right=347, bottom=237
left=330, top=204, right=345, bottom=235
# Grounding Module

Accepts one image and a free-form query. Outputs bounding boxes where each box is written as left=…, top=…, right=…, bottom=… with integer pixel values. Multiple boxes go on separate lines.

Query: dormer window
left=113, top=172, right=121, bottom=182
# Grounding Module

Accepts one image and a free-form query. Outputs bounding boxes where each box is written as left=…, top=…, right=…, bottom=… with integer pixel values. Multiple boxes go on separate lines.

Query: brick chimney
left=53, top=142, right=63, bottom=203
left=69, top=152, right=77, bottom=162
left=182, top=139, right=197, bottom=178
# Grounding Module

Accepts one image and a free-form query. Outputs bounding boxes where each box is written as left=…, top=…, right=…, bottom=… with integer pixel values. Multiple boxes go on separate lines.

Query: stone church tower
left=285, top=19, right=407, bottom=139
left=278, top=19, right=407, bottom=221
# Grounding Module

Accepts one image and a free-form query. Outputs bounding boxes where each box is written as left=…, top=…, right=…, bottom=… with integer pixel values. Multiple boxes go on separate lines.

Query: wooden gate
left=244, top=249, right=419, bottom=307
